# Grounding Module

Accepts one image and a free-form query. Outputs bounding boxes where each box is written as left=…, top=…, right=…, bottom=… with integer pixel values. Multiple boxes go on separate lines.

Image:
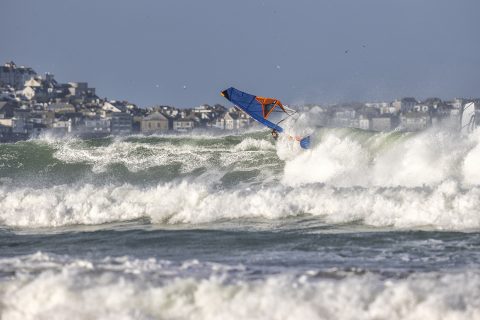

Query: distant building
left=68, top=82, right=87, bottom=97
left=103, top=100, right=128, bottom=113
left=29, top=110, right=55, bottom=127
left=413, top=104, right=431, bottom=113
left=365, top=102, right=395, bottom=115
left=401, top=112, right=431, bottom=131
left=0, top=86, right=16, bottom=100
left=140, top=112, right=169, bottom=133
left=0, top=61, right=36, bottom=89
left=81, top=117, right=110, bottom=135
left=48, top=103, right=76, bottom=114
left=330, top=108, right=356, bottom=128
left=215, top=112, right=251, bottom=130
left=21, top=73, right=57, bottom=101
left=357, top=117, right=370, bottom=131
left=0, top=118, right=13, bottom=141
left=450, top=98, right=464, bottom=110
left=0, top=118, right=13, bottom=127
left=12, top=109, right=32, bottom=134
left=68, top=82, right=95, bottom=98
left=392, top=98, right=417, bottom=113
left=0, top=122, right=12, bottom=135
left=110, top=112, right=132, bottom=134
left=224, top=112, right=238, bottom=130
left=0, top=101, right=16, bottom=118
left=371, top=116, right=396, bottom=132
left=51, top=119, right=72, bottom=135
left=173, top=115, right=195, bottom=132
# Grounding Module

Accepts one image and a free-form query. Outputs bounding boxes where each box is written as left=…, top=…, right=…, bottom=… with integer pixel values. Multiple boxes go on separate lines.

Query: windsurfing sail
left=220, top=87, right=291, bottom=132
left=221, top=87, right=311, bottom=149
left=460, top=102, right=476, bottom=135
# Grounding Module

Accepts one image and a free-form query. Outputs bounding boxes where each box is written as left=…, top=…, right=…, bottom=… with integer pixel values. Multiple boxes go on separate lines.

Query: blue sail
left=221, top=87, right=285, bottom=132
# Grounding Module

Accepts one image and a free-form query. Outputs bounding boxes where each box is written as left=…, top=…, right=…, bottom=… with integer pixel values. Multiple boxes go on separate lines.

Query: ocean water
left=1, top=127, right=480, bottom=320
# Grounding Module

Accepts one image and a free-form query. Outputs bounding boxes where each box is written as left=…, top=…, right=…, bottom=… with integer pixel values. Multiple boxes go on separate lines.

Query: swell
left=1, top=180, right=479, bottom=230
left=1, top=128, right=480, bottom=230
left=0, top=133, right=279, bottom=187
left=1, top=253, right=479, bottom=320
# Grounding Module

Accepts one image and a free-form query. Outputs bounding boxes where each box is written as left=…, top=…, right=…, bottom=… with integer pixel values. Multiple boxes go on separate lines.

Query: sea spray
left=1, top=252, right=480, bottom=320
left=1, top=128, right=480, bottom=230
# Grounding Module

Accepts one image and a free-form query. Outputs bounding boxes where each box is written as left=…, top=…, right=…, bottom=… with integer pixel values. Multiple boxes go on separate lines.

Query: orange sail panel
left=255, top=97, right=286, bottom=119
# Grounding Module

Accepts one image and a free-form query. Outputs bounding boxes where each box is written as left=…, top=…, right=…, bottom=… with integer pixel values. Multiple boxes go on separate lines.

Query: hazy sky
left=1, top=0, right=479, bottom=107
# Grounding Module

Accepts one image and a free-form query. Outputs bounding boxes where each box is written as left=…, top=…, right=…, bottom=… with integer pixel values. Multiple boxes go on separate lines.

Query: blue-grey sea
left=1, top=128, right=480, bottom=319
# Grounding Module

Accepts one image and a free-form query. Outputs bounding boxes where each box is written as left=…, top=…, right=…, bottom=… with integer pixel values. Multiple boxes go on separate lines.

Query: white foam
left=232, top=138, right=275, bottom=152
left=282, top=127, right=477, bottom=188
left=1, top=254, right=479, bottom=320
left=462, top=130, right=480, bottom=185
left=1, top=180, right=480, bottom=230
left=46, top=137, right=275, bottom=173
left=5, top=127, right=480, bottom=231
left=51, top=139, right=220, bottom=173
left=283, top=133, right=370, bottom=186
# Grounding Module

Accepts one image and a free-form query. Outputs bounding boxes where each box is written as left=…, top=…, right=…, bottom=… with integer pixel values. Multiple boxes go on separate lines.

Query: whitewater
left=1, top=125, right=480, bottom=319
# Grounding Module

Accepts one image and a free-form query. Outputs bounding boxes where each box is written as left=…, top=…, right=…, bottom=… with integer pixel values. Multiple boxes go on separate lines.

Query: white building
left=392, top=98, right=417, bottom=113
left=173, top=116, right=195, bottom=132
left=371, top=116, right=394, bottom=132
left=401, top=112, right=431, bottom=131
left=52, top=119, right=72, bottom=134
left=413, top=105, right=431, bottom=113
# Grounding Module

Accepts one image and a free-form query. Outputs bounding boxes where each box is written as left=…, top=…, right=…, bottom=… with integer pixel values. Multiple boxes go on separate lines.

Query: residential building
left=140, top=112, right=169, bottom=133
left=29, top=110, right=55, bottom=127
left=48, top=103, right=76, bottom=114
left=68, top=82, right=96, bottom=98
left=450, top=98, right=464, bottom=110
left=392, top=98, right=418, bottom=113
left=81, top=117, right=110, bottom=135
left=371, top=116, right=396, bottom=132
left=330, top=107, right=356, bottom=127
left=51, top=118, right=72, bottom=135
left=401, top=112, right=431, bottom=131
left=214, top=111, right=251, bottom=130
left=0, top=122, right=13, bottom=142
left=224, top=112, right=238, bottom=130
left=0, top=101, right=16, bottom=118
left=173, top=115, right=195, bottom=132
left=413, top=105, right=431, bottom=113
left=12, top=109, right=32, bottom=134
left=110, top=112, right=133, bottom=134
left=0, top=61, right=36, bottom=88
left=358, top=117, right=370, bottom=131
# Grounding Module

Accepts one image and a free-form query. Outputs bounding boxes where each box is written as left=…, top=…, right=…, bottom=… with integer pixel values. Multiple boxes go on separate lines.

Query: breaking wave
left=1, top=180, right=480, bottom=230
left=1, top=253, right=479, bottom=320
left=282, top=127, right=478, bottom=187
left=1, top=127, right=480, bottom=230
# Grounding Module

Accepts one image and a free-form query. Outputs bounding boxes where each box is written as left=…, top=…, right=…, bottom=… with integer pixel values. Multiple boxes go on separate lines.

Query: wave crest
left=1, top=253, right=479, bottom=320
left=1, top=180, right=480, bottom=230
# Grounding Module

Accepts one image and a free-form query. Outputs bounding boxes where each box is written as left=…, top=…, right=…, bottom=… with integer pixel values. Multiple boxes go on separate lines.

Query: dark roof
left=402, top=97, right=418, bottom=103
left=144, top=112, right=168, bottom=121
left=226, top=112, right=239, bottom=120
left=174, top=114, right=197, bottom=122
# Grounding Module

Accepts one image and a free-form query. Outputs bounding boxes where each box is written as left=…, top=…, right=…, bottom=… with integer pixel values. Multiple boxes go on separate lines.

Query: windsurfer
left=271, top=129, right=279, bottom=140
left=220, top=87, right=311, bottom=149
